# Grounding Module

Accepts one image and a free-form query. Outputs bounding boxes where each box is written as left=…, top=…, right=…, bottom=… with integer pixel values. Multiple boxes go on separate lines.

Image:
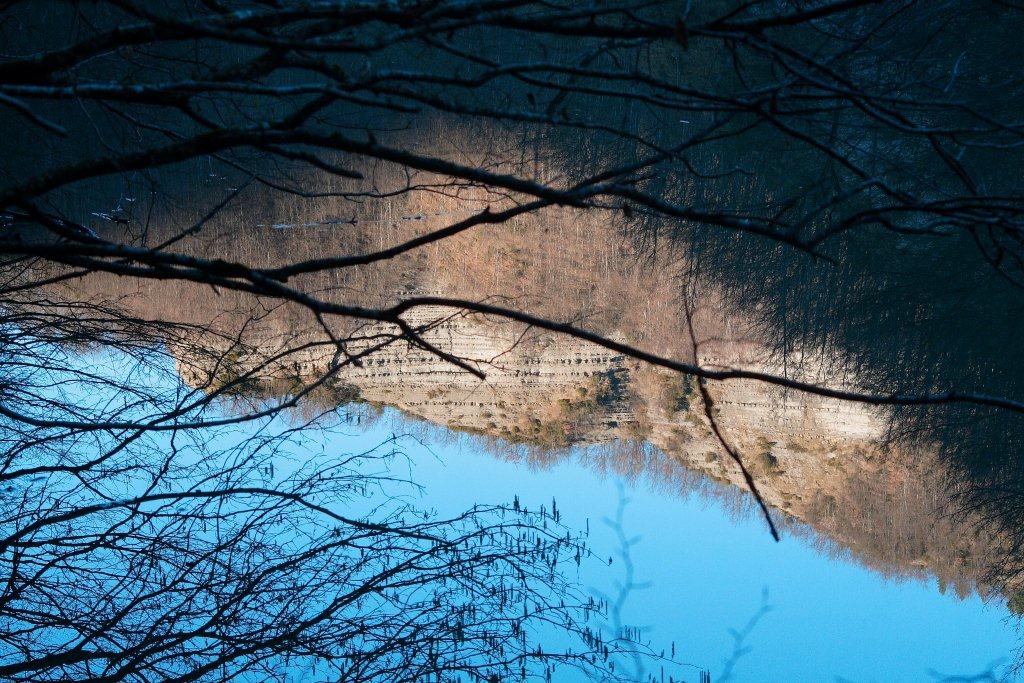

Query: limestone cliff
left=171, top=304, right=1000, bottom=600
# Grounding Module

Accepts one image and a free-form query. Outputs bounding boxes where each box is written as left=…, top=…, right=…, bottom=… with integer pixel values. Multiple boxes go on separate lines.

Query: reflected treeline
left=48, top=175, right=1013, bottom=607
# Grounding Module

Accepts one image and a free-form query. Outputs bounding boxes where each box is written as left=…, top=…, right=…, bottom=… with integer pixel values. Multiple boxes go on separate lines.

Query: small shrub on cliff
left=660, top=374, right=695, bottom=415
left=1008, top=591, right=1024, bottom=615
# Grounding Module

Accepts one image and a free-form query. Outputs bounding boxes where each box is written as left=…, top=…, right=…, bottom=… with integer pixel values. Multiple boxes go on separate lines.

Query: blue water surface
left=331, top=413, right=1020, bottom=682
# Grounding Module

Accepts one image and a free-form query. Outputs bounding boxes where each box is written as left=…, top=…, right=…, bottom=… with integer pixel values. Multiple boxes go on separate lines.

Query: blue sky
left=52, top=347, right=1023, bottom=681
left=332, top=413, right=1021, bottom=682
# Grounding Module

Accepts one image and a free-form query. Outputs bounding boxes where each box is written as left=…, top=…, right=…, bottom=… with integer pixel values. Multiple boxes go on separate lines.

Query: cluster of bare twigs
left=0, top=305, right=645, bottom=681
left=3, top=0, right=1023, bottom=410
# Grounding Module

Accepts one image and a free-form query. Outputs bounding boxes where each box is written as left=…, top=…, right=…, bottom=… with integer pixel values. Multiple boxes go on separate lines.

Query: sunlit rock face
left=175, top=305, right=636, bottom=443
left=174, top=300, right=880, bottom=453
left=170, top=299, right=996, bottom=603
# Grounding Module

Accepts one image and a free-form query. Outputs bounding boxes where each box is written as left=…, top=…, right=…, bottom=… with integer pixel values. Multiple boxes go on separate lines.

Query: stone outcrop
left=171, top=303, right=998, bottom=599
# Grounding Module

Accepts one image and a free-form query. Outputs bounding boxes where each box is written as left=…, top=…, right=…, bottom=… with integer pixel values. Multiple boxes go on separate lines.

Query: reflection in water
left=2, top=204, right=1023, bottom=680
left=6, top=2, right=1024, bottom=679
left=173, top=301, right=999, bottom=600
left=0, top=342, right=639, bottom=682
left=6, top=166, right=1023, bottom=675
left=357, top=408, right=1020, bottom=680
left=46, top=192, right=1014, bottom=607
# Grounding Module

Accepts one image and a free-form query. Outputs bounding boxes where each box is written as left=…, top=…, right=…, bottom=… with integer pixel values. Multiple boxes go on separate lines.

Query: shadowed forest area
left=3, top=1, right=1024, bottom=680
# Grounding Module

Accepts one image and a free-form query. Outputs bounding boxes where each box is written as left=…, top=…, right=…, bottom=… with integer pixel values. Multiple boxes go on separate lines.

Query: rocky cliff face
left=176, top=304, right=878, bottom=449
left=172, top=303, right=999, bottom=599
